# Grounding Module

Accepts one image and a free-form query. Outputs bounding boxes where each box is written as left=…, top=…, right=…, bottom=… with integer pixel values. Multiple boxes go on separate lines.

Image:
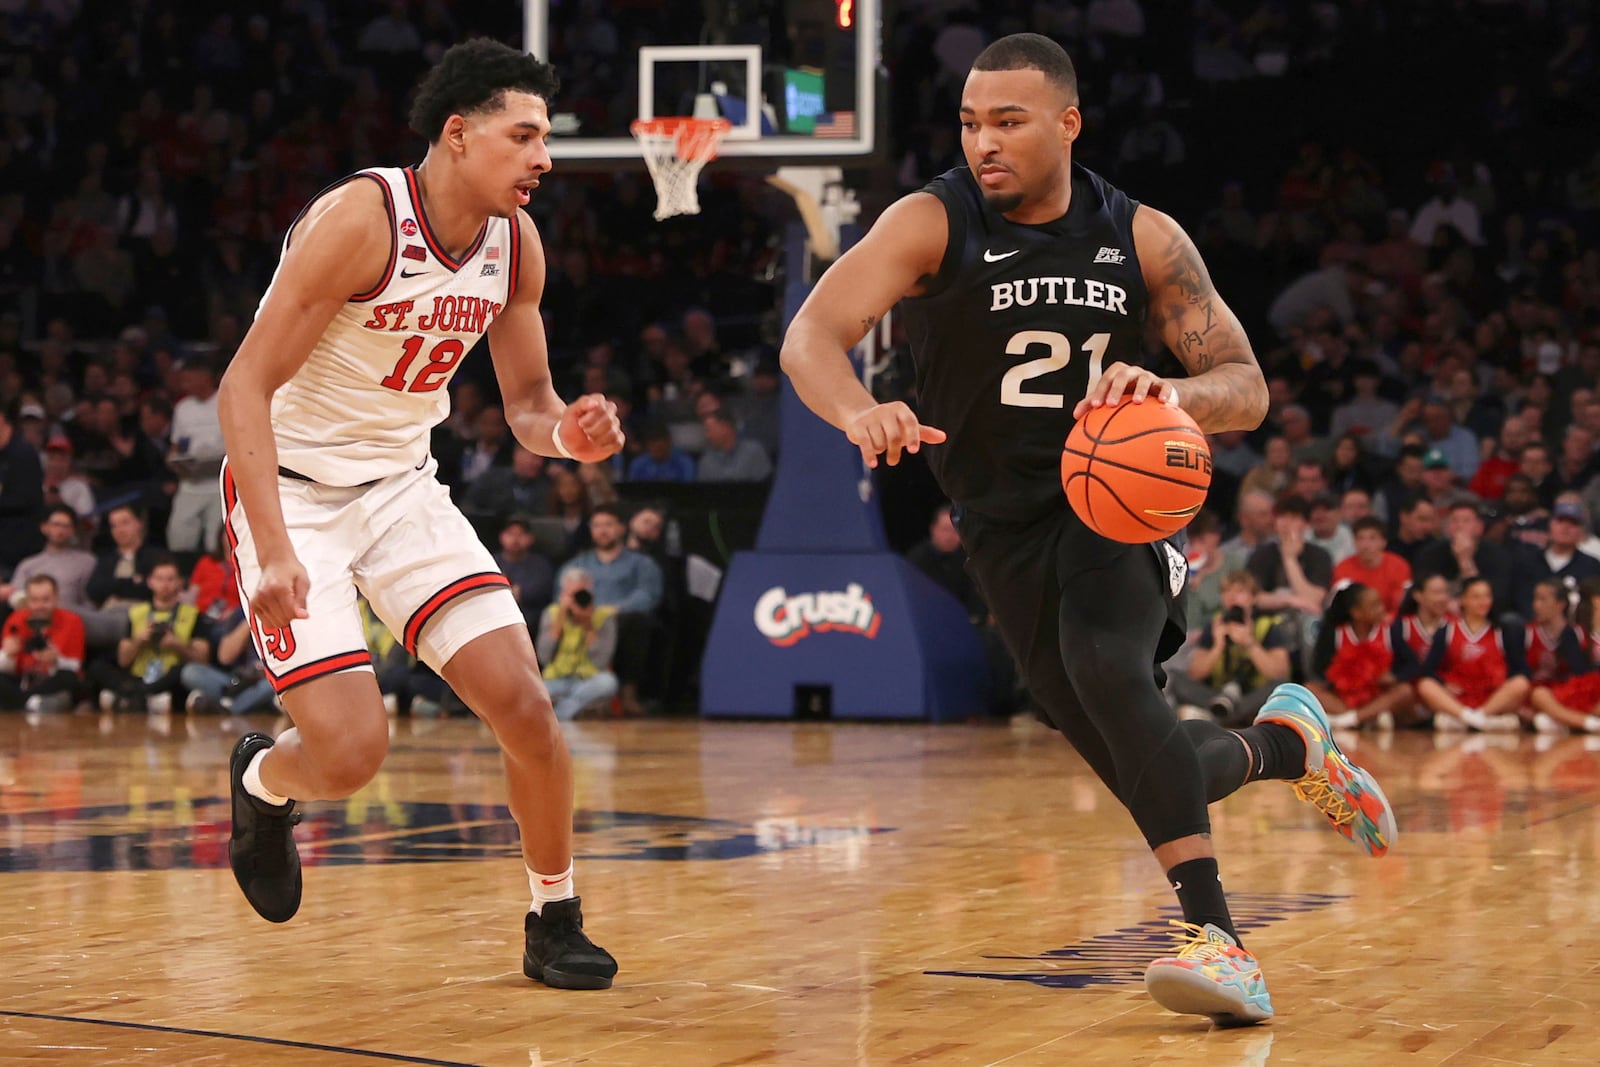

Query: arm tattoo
left=860, top=314, right=879, bottom=334
left=1150, top=226, right=1265, bottom=432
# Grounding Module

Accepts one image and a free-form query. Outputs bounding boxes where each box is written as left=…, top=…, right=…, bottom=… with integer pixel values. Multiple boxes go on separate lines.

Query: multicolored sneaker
left=1144, top=921, right=1273, bottom=1026
left=1254, top=682, right=1397, bottom=858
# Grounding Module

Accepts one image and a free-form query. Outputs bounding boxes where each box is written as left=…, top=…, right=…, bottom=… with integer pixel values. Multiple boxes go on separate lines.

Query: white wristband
left=551, top=421, right=576, bottom=460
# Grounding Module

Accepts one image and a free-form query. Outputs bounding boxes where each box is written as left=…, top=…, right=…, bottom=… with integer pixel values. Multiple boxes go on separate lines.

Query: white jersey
left=261, top=166, right=522, bottom=486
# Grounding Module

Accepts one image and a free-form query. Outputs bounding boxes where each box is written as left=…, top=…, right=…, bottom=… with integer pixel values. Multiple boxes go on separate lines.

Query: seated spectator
left=463, top=446, right=553, bottom=523
left=558, top=504, right=664, bottom=714
left=1306, top=582, right=1417, bottom=730
left=906, top=505, right=984, bottom=618
left=1332, top=517, right=1412, bottom=618
left=1328, top=361, right=1398, bottom=443
left=1374, top=444, right=1427, bottom=533
left=1415, top=576, right=1529, bottom=731
left=1181, top=511, right=1228, bottom=639
left=537, top=567, right=619, bottom=721
left=1306, top=493, right=1354, bottom=564
left=696, top=411, right=772, bottom=482
left=187, top=551, right=242, bottom=621
left=546, top=466, right=596, bottom=555
left=6, top=505, right=95, bottom=614
left=1326, top=432, right=1377, bottom=496
left=179, top=605, right=275, bottom=715
left=1239, top=435, right=1292, bottom=498
left=41, top=435, right=94, bottom=521
left=1417, top=447, right=1461, bottom=506
left=731, top=355, right=781, bottom=459
left=1219, top=488, right=1275, bottom=571
left=1469, top=416, right=1532, bottom=501
left=1247, top=494, right=1333, bottom=615
left=1414, top=500, right=1512, bottom=610
left=1507, top=500, right=1600, bottom=617
left=88, top=504, right=165, bottom=609
left=495, top=515, right=555, bottom=627
left=626, top=505, right=667, bottom=558
left=626, top=423, right=697, bottom=483
left=0, top=575, right=86, bottom=713
left=1168, top=570, right=1293, bottom=726
left=89, top=556, right=212, bottom=713
left=1389, top=496, right=1442, bottom=565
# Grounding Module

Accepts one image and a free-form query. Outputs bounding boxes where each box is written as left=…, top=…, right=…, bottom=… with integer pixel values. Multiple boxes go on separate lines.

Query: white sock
left=242, top=748, right=290, bottom=807
left=528, top=863, right=574, bottom=915
left=1586, top=715, right=1600, bottom=734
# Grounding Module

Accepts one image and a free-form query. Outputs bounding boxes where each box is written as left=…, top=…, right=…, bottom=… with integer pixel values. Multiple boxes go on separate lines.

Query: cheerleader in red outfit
left=1415, top=576, right=1530, bottom=731
left=1307, top=582, right=1417, bottom=729
left=1527, top=575, right=1600, bottom=733
left=1396, top=573, right=1453, bottom=662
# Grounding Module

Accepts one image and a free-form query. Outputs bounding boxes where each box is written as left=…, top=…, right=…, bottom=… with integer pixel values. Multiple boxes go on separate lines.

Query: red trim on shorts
left=506, top=213, right=522, bottom=303
left=403, top=571, right=512, bottom=655
left=270, top=650, right=375, bottom=694
left=403, top=167, right=487, bottom=272
left=220, top=463, right=257, bottom=643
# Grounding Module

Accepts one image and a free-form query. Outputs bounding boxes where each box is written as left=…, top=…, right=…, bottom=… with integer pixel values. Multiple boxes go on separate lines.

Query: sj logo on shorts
left=754, top=584, right=881, bottom=646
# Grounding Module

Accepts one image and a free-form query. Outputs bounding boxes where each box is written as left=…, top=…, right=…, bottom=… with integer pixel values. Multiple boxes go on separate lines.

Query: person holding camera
left=536, top=568, right=619, bottom=721
left=179, top=605, right=276, bottom=715
left=88, top=556, right=212, bottom=713
left=0, top=574, right=86, bottom=713
left=1169, top=570, right=1295, bottom=726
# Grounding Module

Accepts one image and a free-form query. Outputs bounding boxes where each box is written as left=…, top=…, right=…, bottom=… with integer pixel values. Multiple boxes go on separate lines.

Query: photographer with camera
left=536, top=568, right=619, bottom=721
left=1169, top=570, right=1294, bottom=726
left=88, top=556, right=211, bottom=713
left=178, top=605, right=275, bottom=716
left=0, top=575, right=86, bottom=713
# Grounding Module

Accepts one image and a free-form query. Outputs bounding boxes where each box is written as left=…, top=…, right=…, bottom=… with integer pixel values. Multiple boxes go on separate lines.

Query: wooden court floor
left=2, top=711, right=1598, bottom=1066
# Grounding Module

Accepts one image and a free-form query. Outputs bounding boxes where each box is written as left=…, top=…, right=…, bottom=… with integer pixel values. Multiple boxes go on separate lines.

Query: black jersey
left=900, top=163, right=1150, bottom=526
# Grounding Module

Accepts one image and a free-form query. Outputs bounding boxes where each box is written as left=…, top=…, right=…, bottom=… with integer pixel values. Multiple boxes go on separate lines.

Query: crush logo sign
left=755, top=583, right=881, bottom=646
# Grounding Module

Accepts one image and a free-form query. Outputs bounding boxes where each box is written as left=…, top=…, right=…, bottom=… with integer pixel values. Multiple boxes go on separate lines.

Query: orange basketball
left=1060, top=399, right=1211, bottom=543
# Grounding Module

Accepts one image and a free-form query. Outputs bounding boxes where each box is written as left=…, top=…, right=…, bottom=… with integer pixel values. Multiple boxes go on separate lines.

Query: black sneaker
left=228, top=732, right=303, bottom=923
left=523, top=897, right=618, bottom=989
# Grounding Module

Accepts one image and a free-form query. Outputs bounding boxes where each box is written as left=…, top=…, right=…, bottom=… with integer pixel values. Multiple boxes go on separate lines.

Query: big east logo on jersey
left=755, top=584, right=881, bottom=646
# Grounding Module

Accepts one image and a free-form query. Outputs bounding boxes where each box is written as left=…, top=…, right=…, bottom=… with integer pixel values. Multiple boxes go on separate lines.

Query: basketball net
left=630, top=117, right=731, bottom=221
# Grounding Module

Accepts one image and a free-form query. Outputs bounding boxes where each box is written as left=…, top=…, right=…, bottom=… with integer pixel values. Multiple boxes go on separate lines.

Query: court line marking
left=0, top=1010, right=480, bottom=1067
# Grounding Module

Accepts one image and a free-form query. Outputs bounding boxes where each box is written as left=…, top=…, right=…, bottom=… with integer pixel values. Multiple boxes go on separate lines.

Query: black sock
left=1166, top=856, right=1239, bottom=944
left=1236, top=722, right=1308, bottom=783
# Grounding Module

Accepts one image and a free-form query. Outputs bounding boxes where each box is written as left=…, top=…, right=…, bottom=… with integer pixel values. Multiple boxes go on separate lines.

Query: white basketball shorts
left=220, top=455, right=525, bottom=696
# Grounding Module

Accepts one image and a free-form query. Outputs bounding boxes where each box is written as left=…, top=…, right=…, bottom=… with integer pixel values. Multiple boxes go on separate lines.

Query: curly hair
left=409, top=38, right=560, bottom=143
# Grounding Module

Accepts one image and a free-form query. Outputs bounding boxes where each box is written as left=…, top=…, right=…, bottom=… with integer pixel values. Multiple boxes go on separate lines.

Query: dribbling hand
left=253, top=554, right=310, bottom=630
left=557, top=395, right=625, bottom=463
left=1073, top=365, right=1178, bottom=420
left=846, top=402, right=946, bottom=469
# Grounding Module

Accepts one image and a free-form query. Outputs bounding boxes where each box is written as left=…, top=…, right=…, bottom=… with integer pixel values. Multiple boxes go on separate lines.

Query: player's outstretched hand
left=254, top=554, right=310, bottom=630
left=558, top=395, right=625, bottom=462
left=1073, top=365, right=1178, bottom=419
left=846, top=402, right=946, bottom=469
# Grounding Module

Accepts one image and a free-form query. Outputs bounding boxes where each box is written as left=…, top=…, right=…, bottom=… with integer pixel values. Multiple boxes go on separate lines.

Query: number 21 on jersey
left=1000, top=330, right=1109, bottom=408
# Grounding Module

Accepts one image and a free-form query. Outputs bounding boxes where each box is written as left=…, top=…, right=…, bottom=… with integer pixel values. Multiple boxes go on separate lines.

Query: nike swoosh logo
left=540, top=877, right=567, bottom=885
left=400, top=268, right=430, bottom=278
left=983, top=249, right=1020, bottom=262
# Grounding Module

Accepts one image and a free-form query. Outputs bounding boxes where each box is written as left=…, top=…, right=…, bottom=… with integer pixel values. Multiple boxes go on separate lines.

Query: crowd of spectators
left=2, top=1, right=1598, bottom=729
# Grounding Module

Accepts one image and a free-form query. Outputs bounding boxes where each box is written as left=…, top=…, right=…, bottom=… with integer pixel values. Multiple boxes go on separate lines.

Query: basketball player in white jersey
left=217, top=40, right=621, bottom=989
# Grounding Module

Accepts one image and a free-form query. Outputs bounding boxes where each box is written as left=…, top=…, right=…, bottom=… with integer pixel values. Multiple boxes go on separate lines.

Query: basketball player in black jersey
left=781, top=33, right=1396, bottom=1026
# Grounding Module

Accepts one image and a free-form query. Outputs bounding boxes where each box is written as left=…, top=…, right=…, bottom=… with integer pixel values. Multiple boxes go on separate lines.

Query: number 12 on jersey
left=1000, top=330, right=1109, bottom=408
left=379, top=335, right=466, bottom=394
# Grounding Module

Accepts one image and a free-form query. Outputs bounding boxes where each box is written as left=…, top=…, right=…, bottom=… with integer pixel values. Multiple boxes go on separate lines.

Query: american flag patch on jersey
left=402, top=245, right=426, bottom=261
left=485, top=245, right=500, bottom=260
left=814, top=111, right=857, bottom=138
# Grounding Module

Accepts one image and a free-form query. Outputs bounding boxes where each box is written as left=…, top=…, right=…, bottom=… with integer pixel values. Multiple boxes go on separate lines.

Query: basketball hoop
left=630, top=117, right=731, bottom=221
